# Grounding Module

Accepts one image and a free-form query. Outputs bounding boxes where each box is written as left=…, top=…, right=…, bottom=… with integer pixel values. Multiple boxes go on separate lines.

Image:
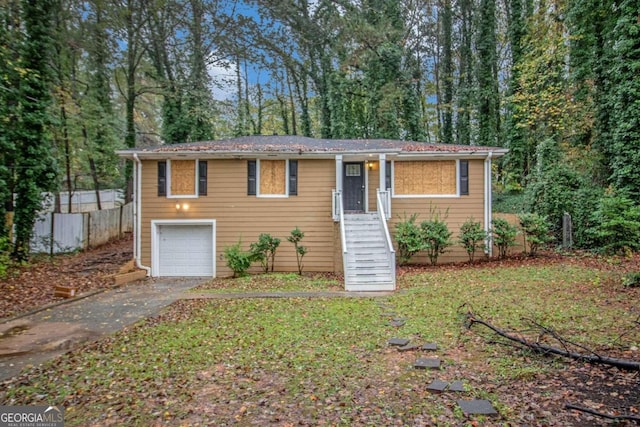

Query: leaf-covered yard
left=1, top=251, right=639, bottom=426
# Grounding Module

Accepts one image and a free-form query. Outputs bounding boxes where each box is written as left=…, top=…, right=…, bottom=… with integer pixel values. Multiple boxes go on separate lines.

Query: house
left=117, top=135, right=507, bottom=291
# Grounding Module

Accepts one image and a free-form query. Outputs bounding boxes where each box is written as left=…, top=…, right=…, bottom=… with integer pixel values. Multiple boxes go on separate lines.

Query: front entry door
left=343, top=162, right=365, bottom=212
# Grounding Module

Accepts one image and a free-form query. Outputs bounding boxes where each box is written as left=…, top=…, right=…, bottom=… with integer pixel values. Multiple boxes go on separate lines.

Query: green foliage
left=524, top=162, right=581, bottom=240
left=394, top=213, right=423, bottom=265
left=394, top=210, right=453, bottom=266
left=287, top=227, right=307, bottom=275
left=586, top=193, right=640, bottom=255
left=224, top=241, right=255, bottom=278
left=250, top=233, right=281, bottom=273
left=12, top=0, right=58, bottom=260
left=0, top=237, right=11, bottom=279
left=458, top=218, right=487, bottom=262
left=607, top=0, right=640, bottom=199
left=420, top=212, right=453, bottom=266
left=491, top=218, right=518, bottom=258
left=622, top=272, right=640, bottom=288
left=518, top=212, right=551, bottom=256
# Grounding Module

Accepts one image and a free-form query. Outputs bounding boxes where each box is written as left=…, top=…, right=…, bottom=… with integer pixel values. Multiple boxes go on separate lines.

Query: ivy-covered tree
left=607, top=0, right=640, bottom=198
left=12, top=0, right=58, bottom=259
left=475, top=0, right=500, bottom=147
left=0, top=2, right=21, bottom=238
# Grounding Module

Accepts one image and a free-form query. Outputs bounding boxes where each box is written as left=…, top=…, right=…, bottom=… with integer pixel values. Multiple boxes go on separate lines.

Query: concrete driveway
left=0, top=277, right=206, bottom=381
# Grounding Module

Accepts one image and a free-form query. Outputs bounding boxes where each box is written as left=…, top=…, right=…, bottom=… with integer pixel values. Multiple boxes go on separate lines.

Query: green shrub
left=420, top=213, right=452, bottom=266
left=224, top=241, right=255, bottom=277
left=394, top=213, right=423, bottom=265
left=0, top=237, right=11, bottom=279
left=491, top=218, right=518, bottom=258
left=518, top=212, right=551, bottom=256
left=586, top=193, right=640, bottom=255
left=250, top=233, right=281, bottom=273
left=287, top=227, right=307, bottom=275
left=458, top=218, right=487, bottom=262
left=622, top=272, right=640, bottom=288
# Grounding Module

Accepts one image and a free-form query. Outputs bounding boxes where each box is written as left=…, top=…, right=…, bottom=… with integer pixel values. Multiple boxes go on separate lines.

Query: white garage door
left=158, top=224, right=214, bottom=276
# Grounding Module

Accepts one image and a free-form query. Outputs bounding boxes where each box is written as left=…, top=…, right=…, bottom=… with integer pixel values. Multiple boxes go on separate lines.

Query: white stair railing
left=377, top=189, right=396, bottom=289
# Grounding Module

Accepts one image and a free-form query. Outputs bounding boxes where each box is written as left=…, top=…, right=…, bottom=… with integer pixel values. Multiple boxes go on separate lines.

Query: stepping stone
left=457, top=400, right=498, bottom=416
left=422, top=342, right=438, bottom=351
left=380, top=312, right=396, bottom=317
left=426, top=379, right=449, bottom=393
left=448, top=380, right=466, bottom=392
left=389, top=319, right=406, bottom=327
left=413, top=357, right=441, bottom=369
left=397, top=343, right=421, bottom=352
left=388, top=338, right=410, bottom=346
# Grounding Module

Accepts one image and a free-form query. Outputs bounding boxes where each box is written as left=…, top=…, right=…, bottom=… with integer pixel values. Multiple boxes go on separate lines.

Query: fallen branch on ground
left=462, top=309, right=640, bottom=371
left=565, top=403, right=640, bottom=422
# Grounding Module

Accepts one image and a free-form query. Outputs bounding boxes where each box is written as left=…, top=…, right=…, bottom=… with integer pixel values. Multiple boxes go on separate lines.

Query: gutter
left=132, top=153, right=151, bottom=276
left=484, top=151, right=493, bottom=257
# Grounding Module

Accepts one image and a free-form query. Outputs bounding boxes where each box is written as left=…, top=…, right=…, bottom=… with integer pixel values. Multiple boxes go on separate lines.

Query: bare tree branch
left=464, top=310, right=640, bottom=371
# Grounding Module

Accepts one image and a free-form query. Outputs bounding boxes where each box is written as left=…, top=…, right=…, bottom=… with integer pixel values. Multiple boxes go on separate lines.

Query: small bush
left=622, top=272, right=640, bottom=288
left=250, top=233, right=281, bottom=273
left=518, top=212, right=551, bottom=256
left=586, top=193, right=640, bottom=255
left=491, top=218, right=518, bottom=258
left=394, top=213, right=423, bottom=265
left=420, top=214, right=452, bottom=266
left=224, top=241, right=255, bottom=277
left=287, top=227, right=307, bottom=275
left=458, top=218, right=487, bottom=262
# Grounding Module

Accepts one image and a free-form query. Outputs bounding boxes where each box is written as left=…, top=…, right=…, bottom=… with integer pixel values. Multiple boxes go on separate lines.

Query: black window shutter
left=460, top=160, right=469, bottom=196
left=289, top=160, right=298, bottom=196
left=385, top=161, right=392, bottom=190
left=158, top=161, right=167, bottom=196
left=198, top=160, right=208, bottom=196
left=247, top=160, right=257, bottom=195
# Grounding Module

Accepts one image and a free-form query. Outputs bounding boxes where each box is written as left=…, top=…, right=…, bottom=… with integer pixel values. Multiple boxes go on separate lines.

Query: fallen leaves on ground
left=0, top=236, right=133, bottom=320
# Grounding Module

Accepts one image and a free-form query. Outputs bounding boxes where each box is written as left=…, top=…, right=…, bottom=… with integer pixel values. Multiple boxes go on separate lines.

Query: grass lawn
left=2, top=254, right=639, bottom=426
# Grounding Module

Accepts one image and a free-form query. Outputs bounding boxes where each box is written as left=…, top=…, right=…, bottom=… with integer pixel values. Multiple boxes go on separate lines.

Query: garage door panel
left=157, top=224, right=214, bottom=277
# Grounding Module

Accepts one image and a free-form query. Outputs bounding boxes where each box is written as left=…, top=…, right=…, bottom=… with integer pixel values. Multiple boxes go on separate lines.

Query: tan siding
left=139, top=157, right=493, bottom=274
left=140, top=159, right=337, bottom=276
left=389, top=159, right=487, bottom=264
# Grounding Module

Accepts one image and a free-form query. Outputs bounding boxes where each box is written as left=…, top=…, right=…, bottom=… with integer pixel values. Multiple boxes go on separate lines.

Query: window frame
left=390, top=159, right=467, bottom=198
left=256, top=159, right=290, bottom=198
left=164, top=159, right=202, bottom=199
left=247, top=159, right=297, bottom=198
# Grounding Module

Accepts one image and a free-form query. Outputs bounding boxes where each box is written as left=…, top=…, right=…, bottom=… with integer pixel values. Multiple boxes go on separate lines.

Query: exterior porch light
left=175, top=202, right=189, bottom=211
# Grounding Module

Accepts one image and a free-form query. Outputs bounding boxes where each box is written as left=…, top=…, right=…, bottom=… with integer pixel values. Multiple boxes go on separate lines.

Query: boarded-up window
left=260, top=160, right=286, bottom=195
left=394, top=161, right=457, bottom=195
left=170, top=160, right=196, bottom=196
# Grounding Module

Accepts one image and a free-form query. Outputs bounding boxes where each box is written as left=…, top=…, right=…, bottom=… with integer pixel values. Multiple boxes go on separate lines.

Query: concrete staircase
left=343, top=213, right=396, bottom=291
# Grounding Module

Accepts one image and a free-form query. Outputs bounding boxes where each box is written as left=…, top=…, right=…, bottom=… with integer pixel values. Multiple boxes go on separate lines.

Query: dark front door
left=343, top=162, right=365, bottom=212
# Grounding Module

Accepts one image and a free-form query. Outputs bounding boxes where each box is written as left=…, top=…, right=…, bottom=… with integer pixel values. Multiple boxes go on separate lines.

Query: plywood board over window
left=171, top=160, right=196, bottom=195
left=260, top=160, right=286, bottom=195
left=394, top=161, right=457, bottom=195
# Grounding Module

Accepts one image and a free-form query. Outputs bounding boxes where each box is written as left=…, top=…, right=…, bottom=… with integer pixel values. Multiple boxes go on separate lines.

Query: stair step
left=343, top=213, right=395, bottom=291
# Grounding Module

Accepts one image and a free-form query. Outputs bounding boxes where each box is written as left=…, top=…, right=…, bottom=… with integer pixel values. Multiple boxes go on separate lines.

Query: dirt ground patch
left=0, top=236, right=133, bottom=320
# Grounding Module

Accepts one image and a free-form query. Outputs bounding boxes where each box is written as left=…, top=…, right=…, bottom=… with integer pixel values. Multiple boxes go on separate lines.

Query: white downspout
left=133, top=153, right=151, bottom=276
left=484, top=151, right=493, bottom=257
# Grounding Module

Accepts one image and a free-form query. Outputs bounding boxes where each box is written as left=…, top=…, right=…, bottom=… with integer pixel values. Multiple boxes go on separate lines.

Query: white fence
left=30, top=203, right=133, bottom=254
left=42, top=190, right=125, bottom=213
